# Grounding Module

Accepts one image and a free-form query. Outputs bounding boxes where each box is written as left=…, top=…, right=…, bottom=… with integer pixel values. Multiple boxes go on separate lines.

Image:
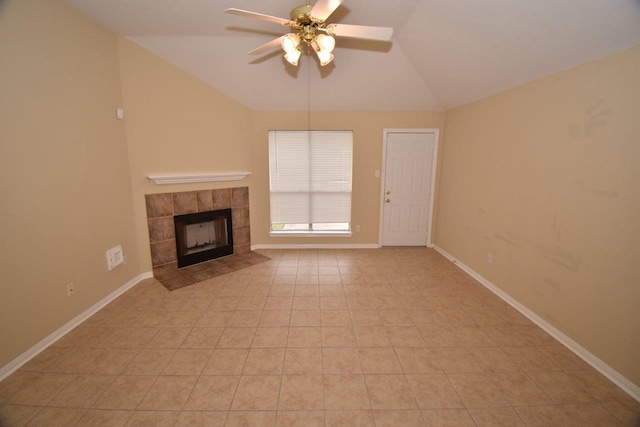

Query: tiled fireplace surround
left=145, top=187, right=260, bottom=289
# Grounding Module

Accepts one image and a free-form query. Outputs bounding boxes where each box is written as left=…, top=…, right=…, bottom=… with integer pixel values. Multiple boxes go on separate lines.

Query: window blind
left=269, top=130, right=353, bottom=229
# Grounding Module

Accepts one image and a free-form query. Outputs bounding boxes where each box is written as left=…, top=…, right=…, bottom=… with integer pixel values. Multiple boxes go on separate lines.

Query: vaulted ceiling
left=61, top=0, right=640, bottom=111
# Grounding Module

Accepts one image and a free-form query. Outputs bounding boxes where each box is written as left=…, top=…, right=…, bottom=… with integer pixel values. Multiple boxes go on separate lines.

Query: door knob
left=385, top=190, right=391, bottom=195
left=385, top=198, right=390, bottom=203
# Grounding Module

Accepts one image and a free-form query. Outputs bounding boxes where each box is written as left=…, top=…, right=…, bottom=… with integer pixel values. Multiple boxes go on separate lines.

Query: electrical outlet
left=487, top=253, right=493, bottom=264
left=355, top=225, right=361, bottom=232
left=66, top=283, right=74, bottom=297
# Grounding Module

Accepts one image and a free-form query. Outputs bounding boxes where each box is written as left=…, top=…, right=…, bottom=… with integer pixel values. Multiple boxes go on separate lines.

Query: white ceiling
left=61, top=0, right=640, bottom=111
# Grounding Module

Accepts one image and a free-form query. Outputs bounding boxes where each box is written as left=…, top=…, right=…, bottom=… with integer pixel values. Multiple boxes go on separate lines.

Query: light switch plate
left=106, top=245, right=124, bottom=271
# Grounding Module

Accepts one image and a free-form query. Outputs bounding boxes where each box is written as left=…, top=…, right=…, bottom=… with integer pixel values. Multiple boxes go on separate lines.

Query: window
left=269, top=130, right=353, bottom=234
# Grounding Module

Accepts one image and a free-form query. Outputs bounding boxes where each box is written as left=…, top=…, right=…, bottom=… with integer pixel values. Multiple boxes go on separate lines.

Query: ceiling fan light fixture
left=311, top=39, right=334, bottom=66
left=316, top=33, right=335, bottom=53
left=284, top=49, right=302, bottom=66
left=281, top=33, right=302, bottom=66
left=318, top=52, right=334, bottom=67
left=281, top=33, right=300, bottom=53
left=227, top=1, right=394, bottom=68
left=316, top=49, right=334, bottom=66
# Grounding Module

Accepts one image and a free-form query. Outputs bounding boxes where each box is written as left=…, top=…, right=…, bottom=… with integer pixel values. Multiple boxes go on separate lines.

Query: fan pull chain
left=307, top=48, right=311, bottom=133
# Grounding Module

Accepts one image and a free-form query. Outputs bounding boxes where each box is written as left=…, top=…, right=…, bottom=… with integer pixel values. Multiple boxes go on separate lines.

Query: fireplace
left=145, top=187, right=261, bottom=289
left=174, top=208, right=233, bottom=268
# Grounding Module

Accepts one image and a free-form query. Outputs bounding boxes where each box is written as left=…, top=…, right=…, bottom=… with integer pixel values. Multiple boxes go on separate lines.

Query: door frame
left=378, top=128, right=440, bottom=248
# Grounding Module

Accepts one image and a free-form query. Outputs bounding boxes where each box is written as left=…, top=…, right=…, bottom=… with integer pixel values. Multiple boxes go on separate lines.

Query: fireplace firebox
left=174, top=208, right=233, bottom=268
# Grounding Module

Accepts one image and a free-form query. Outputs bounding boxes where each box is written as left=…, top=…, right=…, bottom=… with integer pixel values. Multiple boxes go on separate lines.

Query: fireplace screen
left=174, top=208, right=233, bottom=268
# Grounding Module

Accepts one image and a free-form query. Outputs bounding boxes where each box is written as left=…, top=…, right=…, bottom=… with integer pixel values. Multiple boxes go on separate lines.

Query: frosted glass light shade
left=281, top=33, right=300, bottom=53
left=316, top=50, right=334, bottom=66
left=316, top=34, right=335, bottom=53
left=284, top=49, right=301, bottom=66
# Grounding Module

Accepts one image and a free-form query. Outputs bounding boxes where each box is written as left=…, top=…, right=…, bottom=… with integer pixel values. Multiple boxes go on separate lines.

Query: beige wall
left=436, top=46, right=640, bottom=386
left=250, top=111, right=445, bottom=246
left=0, top=0, right=140, bottom=367
left=117, top=38, right=254, bottom=271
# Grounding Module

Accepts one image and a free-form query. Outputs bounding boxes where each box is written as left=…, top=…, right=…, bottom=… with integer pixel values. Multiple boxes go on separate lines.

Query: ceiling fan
left=225, top=0, right=393, bottom=66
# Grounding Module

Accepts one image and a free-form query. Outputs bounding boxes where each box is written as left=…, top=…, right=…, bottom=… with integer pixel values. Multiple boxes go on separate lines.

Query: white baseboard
left=433, top=245, right=640, bottom=402
left=0, top=271, right=153, bottom=382
left=252, top=243, right=380, bottom=250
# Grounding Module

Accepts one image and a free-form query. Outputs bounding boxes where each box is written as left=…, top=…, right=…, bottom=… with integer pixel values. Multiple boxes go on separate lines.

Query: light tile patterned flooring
left=0, top=248, right=638, bottom=426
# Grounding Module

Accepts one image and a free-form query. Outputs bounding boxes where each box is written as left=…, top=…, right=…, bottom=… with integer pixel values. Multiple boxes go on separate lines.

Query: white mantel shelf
left=147, top=172, right=252, bottom=185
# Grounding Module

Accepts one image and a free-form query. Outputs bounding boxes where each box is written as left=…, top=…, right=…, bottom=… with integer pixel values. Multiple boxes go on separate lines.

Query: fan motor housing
left=290, top=4, right=313, bottom=23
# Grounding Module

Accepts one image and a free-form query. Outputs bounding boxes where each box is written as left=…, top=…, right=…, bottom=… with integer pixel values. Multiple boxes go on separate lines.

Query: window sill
left=269, top=231, right=353, bottom=238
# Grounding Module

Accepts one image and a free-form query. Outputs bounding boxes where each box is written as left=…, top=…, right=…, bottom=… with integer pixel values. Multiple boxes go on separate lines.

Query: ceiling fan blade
left=225, top=8, right=292, bottom=26
left=248, top=36, right=285, bottom=55
left=327, top=23, right=393, bottom=41
left=310, top=0, right=344, bottom=22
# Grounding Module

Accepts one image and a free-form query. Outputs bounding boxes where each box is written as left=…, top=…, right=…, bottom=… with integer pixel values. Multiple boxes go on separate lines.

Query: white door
left=381, top=131, right=435, bottom=246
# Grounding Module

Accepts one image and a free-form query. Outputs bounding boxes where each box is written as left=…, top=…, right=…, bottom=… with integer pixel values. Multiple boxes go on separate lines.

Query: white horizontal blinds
left=269, top=131, right=311, bottom=224
left=269, top=130, right=353, bottom=228
left=310, top=131, right=352, bottom=224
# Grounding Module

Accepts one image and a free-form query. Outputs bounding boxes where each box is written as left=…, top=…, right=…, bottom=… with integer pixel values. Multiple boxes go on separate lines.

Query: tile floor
left=0, top=248, right=638, bottom=426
